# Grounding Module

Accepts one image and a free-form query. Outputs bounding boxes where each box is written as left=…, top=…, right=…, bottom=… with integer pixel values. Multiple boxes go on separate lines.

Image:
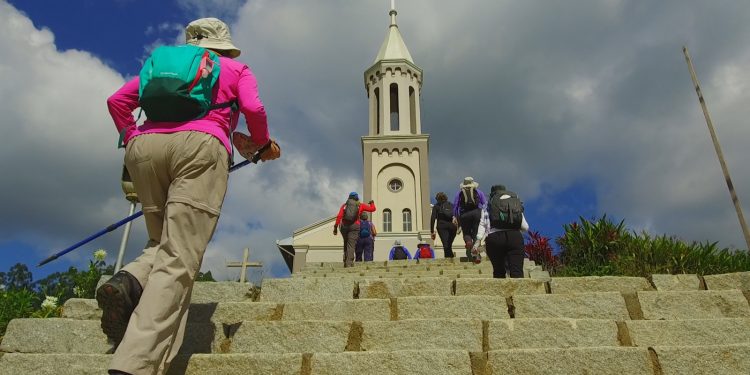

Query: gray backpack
left=342, top=199, right=360, bottom=224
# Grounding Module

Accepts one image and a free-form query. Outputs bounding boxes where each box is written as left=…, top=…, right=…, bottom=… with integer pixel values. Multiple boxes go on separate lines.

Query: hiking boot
left=96, top=271, right=143, bottom=347
left=471, top=248, right=482, bottom=264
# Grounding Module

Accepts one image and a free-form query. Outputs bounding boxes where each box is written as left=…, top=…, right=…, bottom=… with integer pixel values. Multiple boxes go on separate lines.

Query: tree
left=6, top=263, right=33, bottom=291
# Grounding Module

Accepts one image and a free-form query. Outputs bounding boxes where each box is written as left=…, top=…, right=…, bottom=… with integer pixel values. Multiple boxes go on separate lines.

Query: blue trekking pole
left=37, top=143, right=270, bottom=267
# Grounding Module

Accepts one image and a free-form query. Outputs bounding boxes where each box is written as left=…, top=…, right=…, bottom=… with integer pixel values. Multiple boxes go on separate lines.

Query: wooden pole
left=683, top=46, right=750, bottom=250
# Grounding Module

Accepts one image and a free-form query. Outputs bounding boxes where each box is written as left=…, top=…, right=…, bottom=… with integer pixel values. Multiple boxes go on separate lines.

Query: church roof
left=373, top=10, right=414, bottom=64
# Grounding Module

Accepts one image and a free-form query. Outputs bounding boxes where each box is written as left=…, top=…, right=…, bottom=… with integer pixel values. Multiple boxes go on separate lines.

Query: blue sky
left=2, top=0, right=749, bottom=282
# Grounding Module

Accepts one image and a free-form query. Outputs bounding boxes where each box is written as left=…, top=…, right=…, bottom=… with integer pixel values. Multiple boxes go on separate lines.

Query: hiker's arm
left=107, top=78, right=140, bottom=143
left=333, top=205, right=344, bottom=234
left=371, top=223, right=377, bottom=237
left=474, top=209, right=490, bottom=249
left=237, top=65, right=270, bottom=147
left=361, top=201, right=376, bottom=212
left=430, top=206, right=437, bottom=238
left=478, top=190, right=488, bottom=209
left=452, top=191, right=461, bottom=218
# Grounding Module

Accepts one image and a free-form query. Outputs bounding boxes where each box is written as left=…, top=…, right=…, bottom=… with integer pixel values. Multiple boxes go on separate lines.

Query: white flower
left=73, top=286, right=85, bottom=297
left=93, top=249, right=107, bottom=262
left=41, top=296, right=58, bottom=310
left=0, top=284, right=6, bottom=291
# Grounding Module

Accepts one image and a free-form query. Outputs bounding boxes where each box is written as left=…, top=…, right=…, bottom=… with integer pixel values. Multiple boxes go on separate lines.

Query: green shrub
left=552, top=215, right=750, bottom=277
left=0, top=288, right=38, bottom=341
left=555, top=215, right=630, bottom=276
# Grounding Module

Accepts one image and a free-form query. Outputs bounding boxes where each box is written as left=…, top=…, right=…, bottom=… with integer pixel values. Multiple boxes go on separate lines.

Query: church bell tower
left=362, top=4, right=431, bottom=256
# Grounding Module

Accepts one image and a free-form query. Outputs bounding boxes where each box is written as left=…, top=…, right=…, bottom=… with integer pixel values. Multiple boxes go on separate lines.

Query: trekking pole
left=115, top=165, right=139, bottom=272
left=38, top=143, right=271, bottom=267
left=683, top=46, right=750, bottom=251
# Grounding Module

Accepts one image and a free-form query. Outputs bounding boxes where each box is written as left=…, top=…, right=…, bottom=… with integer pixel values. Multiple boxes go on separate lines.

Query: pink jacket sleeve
left=106, top=78, right=140, bottom=141
left=236, top=65, right=270, bottom=147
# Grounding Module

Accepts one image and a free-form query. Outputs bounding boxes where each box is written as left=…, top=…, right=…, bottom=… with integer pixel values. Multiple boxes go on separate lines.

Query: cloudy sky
left=2, top=0, right=749, bottom=282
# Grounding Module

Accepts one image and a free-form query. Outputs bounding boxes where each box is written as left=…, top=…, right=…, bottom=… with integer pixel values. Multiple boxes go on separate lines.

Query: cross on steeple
left=226, top=248, right=262, bottom=283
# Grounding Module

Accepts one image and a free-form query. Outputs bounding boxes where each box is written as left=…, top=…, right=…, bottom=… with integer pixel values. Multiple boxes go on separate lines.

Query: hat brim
left=188, top=39, right=241, bottom=58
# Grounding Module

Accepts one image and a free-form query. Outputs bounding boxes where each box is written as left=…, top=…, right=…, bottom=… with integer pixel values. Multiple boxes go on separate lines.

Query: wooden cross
left=226, top=248, right=263, bottom=283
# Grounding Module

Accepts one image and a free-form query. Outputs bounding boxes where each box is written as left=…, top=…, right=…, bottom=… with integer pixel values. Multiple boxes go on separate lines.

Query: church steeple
left=364, top=2, right=423, bottom=137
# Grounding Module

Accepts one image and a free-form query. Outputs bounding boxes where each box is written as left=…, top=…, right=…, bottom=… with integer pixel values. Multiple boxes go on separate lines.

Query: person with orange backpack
left=333, top=192, right=376, bottom=267
left=413, top=240, right=435, bottom=260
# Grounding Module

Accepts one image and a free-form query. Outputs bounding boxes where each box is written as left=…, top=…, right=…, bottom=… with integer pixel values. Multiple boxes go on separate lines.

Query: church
left=277, top=6, right=462, bottom=273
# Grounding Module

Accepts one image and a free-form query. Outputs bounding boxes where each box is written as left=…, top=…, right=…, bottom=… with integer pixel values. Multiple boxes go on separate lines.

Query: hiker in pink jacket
left=99, top=18, right=280, bottom=375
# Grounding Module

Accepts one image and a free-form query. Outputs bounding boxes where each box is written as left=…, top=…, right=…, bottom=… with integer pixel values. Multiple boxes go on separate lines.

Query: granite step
left=3, top=345, right=748, bottom=375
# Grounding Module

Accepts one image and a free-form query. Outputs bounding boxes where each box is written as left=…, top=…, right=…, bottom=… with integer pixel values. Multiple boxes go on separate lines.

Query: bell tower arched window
left=390, top=83, right=399, bottom=131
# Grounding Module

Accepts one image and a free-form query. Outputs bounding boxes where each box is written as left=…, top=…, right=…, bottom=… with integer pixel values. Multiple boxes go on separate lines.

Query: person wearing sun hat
left=334, top=192, right=376, bottom=267
left=102, top=17, right=280, bottom=375
left=452, top=177, right=487, bottom=260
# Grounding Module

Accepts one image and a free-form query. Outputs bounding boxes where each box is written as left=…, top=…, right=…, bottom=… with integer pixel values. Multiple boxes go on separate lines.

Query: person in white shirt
left=473, top=184, right=529, bottom=278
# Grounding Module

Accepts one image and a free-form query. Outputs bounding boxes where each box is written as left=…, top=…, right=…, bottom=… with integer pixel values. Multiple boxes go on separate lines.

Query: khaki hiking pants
left=340, top=223, right=360, bottom=267
left=111, top=132, right=228, bottom=375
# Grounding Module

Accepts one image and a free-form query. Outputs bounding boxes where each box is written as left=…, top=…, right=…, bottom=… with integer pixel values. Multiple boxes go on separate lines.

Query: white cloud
left=3, top=0, right=750, bottom=283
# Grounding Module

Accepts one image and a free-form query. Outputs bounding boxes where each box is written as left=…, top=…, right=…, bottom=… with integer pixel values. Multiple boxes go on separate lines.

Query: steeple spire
left=390, top=0, right=397, bottom=26
left=374, top=0, right=414, bottom=63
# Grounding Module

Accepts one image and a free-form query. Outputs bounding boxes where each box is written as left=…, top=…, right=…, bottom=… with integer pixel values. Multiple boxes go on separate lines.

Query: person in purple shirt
left=452, top=177, right=487, bottom=259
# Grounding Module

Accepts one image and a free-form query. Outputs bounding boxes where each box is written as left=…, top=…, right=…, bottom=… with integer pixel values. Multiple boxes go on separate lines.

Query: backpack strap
left=210, top=100, right=238, bottom=111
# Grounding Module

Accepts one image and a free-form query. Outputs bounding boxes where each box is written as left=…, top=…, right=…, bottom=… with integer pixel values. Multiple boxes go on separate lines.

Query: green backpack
left=138, top=44, right=233, bottom=122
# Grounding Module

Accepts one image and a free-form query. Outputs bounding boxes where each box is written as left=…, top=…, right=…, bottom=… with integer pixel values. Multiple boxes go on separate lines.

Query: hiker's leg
left=354, top=238, right=364, bottom=262
left=343, top=224, right=359, bottom=267
left=110, top=132, right=228, bottom=375
left=110, top=202, right=219, bottom=375
left=484, top=232, right=507, bottom=278
left=363, top=237, right=374, bottom=261
left=98, top=135, right=169, bottom=348
left=437, top=224, right=454, bottom=258
left=505, top=231, right=525, bottom=278
left=121, top=134, right=172, bottom=288
left=466, top=209, right=481, bottom=240
left=340, top=227, right=347, bottom=263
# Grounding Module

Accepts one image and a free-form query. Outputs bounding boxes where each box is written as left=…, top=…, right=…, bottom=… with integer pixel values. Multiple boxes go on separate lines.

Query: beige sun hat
left=460, top=177, right=479, bottom=189
left=185, top=18, right=241, bottom=58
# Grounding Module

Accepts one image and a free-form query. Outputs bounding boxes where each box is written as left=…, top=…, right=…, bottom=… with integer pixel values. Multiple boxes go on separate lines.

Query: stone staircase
left=1, top=258, right=749, bottom=374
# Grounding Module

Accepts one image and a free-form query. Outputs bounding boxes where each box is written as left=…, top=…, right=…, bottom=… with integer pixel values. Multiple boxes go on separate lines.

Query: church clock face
left=388, top=178, right=403, bottom=192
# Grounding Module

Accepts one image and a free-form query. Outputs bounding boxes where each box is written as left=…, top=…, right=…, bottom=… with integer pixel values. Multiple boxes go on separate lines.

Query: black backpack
left=342, top=199, right=360, bottom=224
left=392, top=246, right=408, bottom=260
left=460, top=188, right=479, bottom=211
left=489, top=191, right=524, bottom=230
left=437, top=201, right=453, bottom=221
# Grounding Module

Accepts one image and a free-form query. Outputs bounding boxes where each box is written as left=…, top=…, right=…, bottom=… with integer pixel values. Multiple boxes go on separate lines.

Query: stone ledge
left=550, top=276, right=653, bottom=294
left=454, top=278, right=547, bottom=297
left=310, top=350, right=473, bottom=375
left=704, top=271, right=750, bottom=291
left=513, top=292, right=631, bottom=320
left=396, top=295, right=509, bottom=320
left=359, top=319, right=483, bottom=352
left=625, top=318, right=750, bottom=347
left=358, top=277, right=453, bottom=298
left=651, top=344, right=750, bottom=375
left=486, top=347, right=655, bottom=374
left=487, top=319, right=620, bottom=350
left=259, top=278, right=356, bottom=303
left=227, top=320, right=352, bottom=353
left=282, top=299, right=391, bottom=321
left=649, top=274, right=701, bottom=291
left=638, top=290, right=750, bottom=320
